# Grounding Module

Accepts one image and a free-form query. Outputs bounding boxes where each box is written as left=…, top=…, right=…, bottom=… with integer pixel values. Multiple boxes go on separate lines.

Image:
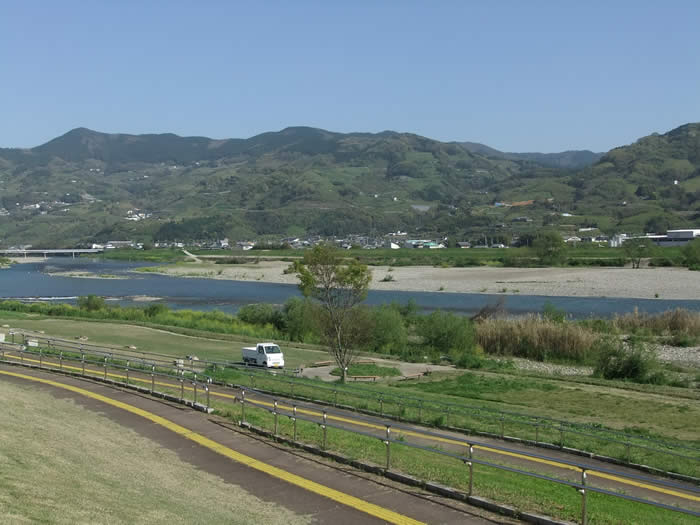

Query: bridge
left=0, top=248, right=104, bottom=258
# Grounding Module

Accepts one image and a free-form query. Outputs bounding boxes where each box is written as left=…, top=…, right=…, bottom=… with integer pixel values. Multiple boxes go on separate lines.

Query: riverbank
left=134, top=260, right=700, bottom=300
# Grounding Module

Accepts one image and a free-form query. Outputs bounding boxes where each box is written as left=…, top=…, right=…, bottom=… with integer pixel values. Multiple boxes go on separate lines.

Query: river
left=1, top=258, right=699, bottom=318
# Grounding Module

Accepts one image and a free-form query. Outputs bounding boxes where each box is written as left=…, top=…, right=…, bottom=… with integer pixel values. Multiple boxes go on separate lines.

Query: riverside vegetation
left=1, top=296, right=698, bottom=388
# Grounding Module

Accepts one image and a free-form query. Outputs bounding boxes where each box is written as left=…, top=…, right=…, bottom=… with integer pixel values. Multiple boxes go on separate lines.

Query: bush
left=419, top=311, right=477, bottom=360
left=282, top=298, right=320, bottom=343
left=612, top=308, right=700, bottom=338
left=364, top=304, right=407, bottom=354
left=77, top=295, right=106, bottom=311
left=593, top=338, right=666, bottom=384
left=237, top=303, right=285, bottom=331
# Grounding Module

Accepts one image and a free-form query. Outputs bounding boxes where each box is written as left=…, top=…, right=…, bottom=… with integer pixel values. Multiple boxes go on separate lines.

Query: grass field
left=0, top=381, right=310, bottom=525
left=0, top=315, right=326, bottom=369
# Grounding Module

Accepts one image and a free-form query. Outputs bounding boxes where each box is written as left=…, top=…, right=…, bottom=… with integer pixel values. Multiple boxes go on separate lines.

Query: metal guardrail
left=210, top=364, right=700, bottom=477
left=0, top=343, right=213, bottom=410
left=235, top=389, right=700, bottom=525
left=1, top=342, right=698, bottom=524
left=7, top=331, right=700, bottom=478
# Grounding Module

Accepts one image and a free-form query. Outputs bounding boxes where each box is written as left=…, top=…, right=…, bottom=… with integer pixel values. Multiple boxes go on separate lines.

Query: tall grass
left=612, top=308, right=700, bottom=339
left=475, top=316, right=600, bottom=363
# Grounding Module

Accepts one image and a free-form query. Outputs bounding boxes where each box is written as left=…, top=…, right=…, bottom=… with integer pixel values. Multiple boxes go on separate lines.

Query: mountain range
left=0, top=124, right=698, bottom=247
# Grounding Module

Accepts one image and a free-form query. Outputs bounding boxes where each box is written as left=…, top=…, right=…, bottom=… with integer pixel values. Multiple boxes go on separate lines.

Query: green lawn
left=0, top=315, right=325, bottom=369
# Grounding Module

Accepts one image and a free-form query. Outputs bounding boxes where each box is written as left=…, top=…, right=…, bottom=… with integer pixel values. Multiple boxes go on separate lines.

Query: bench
left=310, top=360, right=333, bottom=367
left=349, top=375, right=379, bottom=382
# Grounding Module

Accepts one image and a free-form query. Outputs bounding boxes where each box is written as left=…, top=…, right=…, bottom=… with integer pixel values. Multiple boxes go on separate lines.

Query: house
left=457, top=242, right=471, bottom=249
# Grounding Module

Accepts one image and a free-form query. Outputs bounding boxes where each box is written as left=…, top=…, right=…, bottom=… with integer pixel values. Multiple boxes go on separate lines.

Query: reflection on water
left=1, top=258, right=699, bottom=318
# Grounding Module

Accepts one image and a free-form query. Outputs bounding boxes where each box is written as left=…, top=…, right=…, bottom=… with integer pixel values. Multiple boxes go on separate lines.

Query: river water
left=1, top=258, right=699, bottom=318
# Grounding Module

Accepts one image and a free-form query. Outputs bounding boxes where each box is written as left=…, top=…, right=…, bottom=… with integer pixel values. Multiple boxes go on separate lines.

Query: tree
left=622, top=238, right=656, bottom=269
left=294, top=245, right=372, bottom=382
left=77, top=295, right=105, bottom=311
left=683, top=238, right=700, bottom=270
left=644, top=216, right=670, bottom=234
left=533, top=230, right=566, bottom=265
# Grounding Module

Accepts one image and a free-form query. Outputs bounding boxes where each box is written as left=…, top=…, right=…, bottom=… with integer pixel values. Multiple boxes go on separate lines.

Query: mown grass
left=0, top=381, right=311, bottom=525
left=0, top=315, right=325, bottom=369
left=216, top=400, right=697, bottom=525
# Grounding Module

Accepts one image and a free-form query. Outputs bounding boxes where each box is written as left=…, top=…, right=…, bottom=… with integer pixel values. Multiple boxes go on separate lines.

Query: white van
left=242, top=342, right=285, bottom=368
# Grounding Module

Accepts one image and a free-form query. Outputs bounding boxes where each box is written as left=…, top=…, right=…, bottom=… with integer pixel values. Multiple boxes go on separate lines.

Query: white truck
left=242, top=342, right=285, bottom=368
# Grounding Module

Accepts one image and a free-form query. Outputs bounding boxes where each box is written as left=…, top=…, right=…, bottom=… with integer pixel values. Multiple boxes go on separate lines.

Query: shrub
left=593, top=338, right=666, bottom=384
left=418, top=311, right=477, bottom=360
left=77, top=295, right=106, bottom=311
left=364, top=304, right=407, bottom=354
left=237, top=303, right=285, bottom=330
left=612, top=308, right=700, bottom=338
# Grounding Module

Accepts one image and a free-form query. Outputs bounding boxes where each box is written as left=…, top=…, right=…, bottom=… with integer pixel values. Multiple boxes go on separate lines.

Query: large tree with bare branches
left=294, top=245, right=372, bottom=382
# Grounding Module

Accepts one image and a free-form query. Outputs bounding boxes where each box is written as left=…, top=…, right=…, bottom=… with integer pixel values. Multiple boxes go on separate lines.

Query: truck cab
left=242, top=342, right=285, bottom=368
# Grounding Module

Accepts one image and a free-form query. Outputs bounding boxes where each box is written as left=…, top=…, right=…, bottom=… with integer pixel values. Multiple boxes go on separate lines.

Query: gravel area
left=144, top=260, right=700, bottom=300
left=656, top=345, right=700, bottom=367
left=508, top=358, right=593, bottom=376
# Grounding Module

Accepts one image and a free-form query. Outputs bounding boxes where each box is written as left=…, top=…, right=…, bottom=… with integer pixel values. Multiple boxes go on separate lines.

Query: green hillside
left=0, top=124, right=698, bottom=247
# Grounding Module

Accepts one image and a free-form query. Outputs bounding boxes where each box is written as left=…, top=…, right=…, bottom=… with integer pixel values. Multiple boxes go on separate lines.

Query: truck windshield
left=264, top=345, right=281, bottom=354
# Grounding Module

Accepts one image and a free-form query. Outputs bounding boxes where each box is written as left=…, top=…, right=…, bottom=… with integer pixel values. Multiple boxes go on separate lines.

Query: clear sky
left=2, top=1, right=699, bottom=152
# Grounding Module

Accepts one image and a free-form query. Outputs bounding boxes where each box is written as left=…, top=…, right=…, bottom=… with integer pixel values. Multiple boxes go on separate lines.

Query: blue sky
left=2, top=1, right=699, bottom=151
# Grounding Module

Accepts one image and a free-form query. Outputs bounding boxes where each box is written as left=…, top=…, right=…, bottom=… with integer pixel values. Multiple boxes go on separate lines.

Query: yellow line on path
left=0, top=369, right=423, bottom=525
left=241, top=398, right=700, bottom=503
left=5, top=353, right=698, bottom=503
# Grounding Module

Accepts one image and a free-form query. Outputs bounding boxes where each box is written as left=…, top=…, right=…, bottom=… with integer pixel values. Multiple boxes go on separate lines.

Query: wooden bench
left=310, top=360, right=333, bottom=367
left=348, top=375, right=379, bottom=382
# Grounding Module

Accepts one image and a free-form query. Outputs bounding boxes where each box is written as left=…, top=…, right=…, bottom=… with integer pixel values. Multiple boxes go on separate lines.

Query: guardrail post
left=126, top=361, right=130, bottom=384
left=292, top=405, right=297, bottom=441
left=379, top=396, right=383, bottom=415
left=81, top=352, right=85, bottom=375
left=59, top=351, right=63, bottom=370
left=559, top=426, right=564, bottom=449
left=468, top=445, right=474, bottom=496
left=385, top=425, right=391, bottom=470
left=104, top=356, right=108, bottom=380
left=273, top=400, right=279, bottom=436
left=250, top=374, right=255, bottom=388
left=151, top=365, right=155, bottom=392
left=205, top=384, right=210, bottom=411
left=193, top=382, right=197, bottom=404
left=180, top=376, right=184, bottom=401
left=580, top=469, right=587, bottom=525
left=241, top=390, right=246, bottom=422
left=322, top=411, right=327, bottom=450
left=39, top=347, right=43, bottom=368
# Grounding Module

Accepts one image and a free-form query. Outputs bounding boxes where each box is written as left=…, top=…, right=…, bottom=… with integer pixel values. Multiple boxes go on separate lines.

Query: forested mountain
left=0, top=124, right=698, bottom=247
left=459, top=141, right=602, bottom=169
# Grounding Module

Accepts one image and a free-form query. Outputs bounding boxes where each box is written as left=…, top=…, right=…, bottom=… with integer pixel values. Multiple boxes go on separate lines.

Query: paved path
left=3, top=350, right=699, bottom=513
left=0, top=364, right=514, bottom=525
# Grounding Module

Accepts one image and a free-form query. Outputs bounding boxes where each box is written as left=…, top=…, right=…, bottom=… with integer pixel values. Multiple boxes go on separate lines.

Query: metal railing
left=208, top=363, right=700, bottom=479
left=1, top=342, right=698, bottom=524
left=6, top=331, right=700, bottom=479
left=0, top=343, right=213, bottom=410
left=235, top=388, right=699, bottom=525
